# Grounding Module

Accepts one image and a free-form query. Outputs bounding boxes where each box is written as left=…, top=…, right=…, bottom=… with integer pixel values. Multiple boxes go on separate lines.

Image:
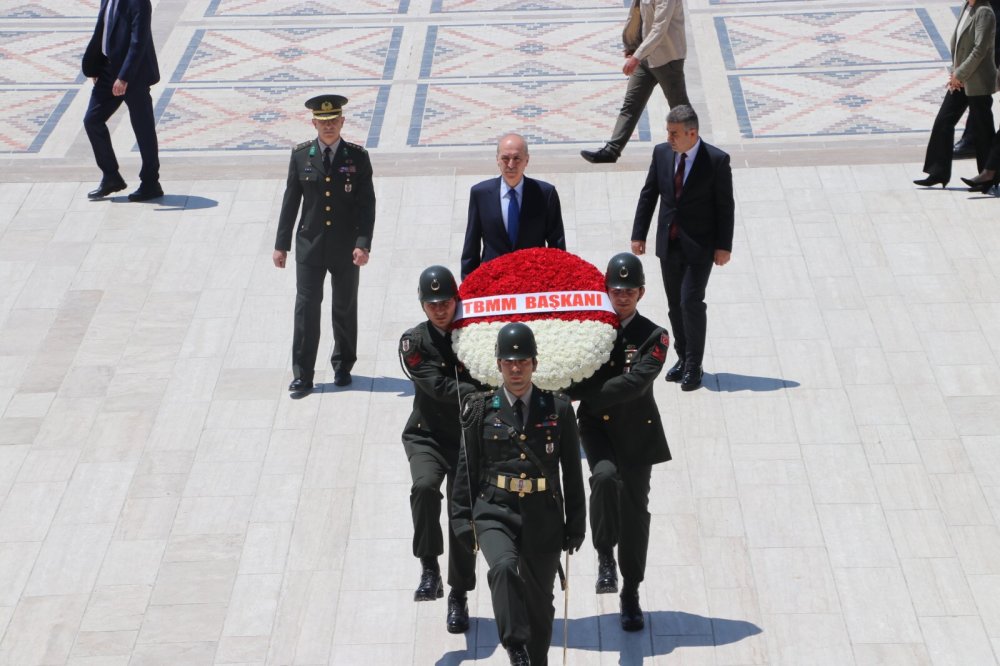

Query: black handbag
left=622, top=0, right=643, bottom=56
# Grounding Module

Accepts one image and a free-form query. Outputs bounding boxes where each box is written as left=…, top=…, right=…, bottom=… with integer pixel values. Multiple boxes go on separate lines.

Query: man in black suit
left=567, top=252, right=671, bottom=632
left=82, top=0, right=162, bottom=202
left=631, top=105, right=734, bottom=391
left=273, top=95, right=376, bottom=392
left=460, top=134, right=565, bottom=279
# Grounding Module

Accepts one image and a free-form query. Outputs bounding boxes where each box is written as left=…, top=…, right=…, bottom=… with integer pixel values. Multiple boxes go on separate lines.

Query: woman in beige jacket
left=915, top=0, right=997, bottom=188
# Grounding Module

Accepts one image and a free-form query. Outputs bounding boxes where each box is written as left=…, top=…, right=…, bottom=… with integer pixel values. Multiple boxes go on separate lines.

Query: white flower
left=454, top=319, right=617, bottom=391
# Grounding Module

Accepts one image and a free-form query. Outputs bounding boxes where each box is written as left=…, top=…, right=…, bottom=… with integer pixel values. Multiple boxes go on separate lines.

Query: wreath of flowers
left=453, top=248, right=618, bottom=390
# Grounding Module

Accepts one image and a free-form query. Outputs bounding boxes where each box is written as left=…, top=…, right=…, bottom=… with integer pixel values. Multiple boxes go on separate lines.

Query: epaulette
left=293, top=140, right=312, bottom=152
left=343, top=140, right=368, bottom=153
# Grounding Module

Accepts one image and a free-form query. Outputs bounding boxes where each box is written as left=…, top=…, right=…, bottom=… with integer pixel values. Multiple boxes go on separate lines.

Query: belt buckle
left=510, top=477, right=532, bottom=493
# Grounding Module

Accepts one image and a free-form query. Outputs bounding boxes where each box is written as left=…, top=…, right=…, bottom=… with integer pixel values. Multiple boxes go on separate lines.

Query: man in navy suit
left=460, top=134, right=565, bottom=279
left=82, top=0, right=162, bottom=202
left=631, top=105, right=734, bottom=391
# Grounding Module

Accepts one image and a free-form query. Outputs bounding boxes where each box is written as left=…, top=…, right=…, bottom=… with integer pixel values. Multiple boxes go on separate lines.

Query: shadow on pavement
left=705, top=372, right=800, bottom=392
left=436, top=611, right=762, bottom=665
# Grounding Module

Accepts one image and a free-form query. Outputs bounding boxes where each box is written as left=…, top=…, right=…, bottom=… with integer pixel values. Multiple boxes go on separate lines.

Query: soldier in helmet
left=399, top=265, right=484, bottom=634
left=566, top=252, right=671, bottom=632
left=273, top=94, right=375, bottom=392
left=452, top=323, right=586, bottom=666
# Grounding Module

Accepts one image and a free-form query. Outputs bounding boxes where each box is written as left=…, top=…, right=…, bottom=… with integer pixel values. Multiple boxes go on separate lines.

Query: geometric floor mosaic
left=156, top=85, right=390, bottom=151
left=0, top=89, right=78, bottom=153
left=729, top=67, right=944, bottom=138
left=409, top=79, right=648, bottom=147
left=204, top=0, right=408, bottom=16
left=172, top=27, right=402, bottom=83
left=431, top=0, right=626, bottom=12
left=0, top=0, right=97, bottom=19
left=717, top=8, right=950, bottom=138
left=0, top=31, right=90, bottom=85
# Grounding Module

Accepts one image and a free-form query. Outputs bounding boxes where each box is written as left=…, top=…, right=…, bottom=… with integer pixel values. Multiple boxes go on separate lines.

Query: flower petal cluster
left=453, top=248, right=618, bottom=390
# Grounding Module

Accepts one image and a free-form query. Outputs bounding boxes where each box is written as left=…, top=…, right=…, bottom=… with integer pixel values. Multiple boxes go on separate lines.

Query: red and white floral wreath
left=452, top=247, right=619, bottom=391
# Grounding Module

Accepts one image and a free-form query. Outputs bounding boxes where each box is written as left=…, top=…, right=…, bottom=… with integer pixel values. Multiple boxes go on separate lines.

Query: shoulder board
left=293, top=140, right=312, bottom=152
left=343, top=140, right=368, bottom=153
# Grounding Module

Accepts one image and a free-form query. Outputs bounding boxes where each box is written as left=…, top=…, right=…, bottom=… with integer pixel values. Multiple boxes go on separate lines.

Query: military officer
left=452, top=323, right=586, bottom=666
left=398, top=265, right=485, bottom=634
left=273, top=94, right=375, bottom=392
left=566, top=253, right=671, bottom=632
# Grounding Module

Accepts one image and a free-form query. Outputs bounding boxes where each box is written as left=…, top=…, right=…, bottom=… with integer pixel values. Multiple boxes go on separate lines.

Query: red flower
left=455, top=248, right=618, bottom=330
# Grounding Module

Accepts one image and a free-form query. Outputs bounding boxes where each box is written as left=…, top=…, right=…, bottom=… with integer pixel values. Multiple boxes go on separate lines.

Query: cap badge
left=620, top=267, right=629, bottom=278
left=430, top=279, right=440, bottom=291
left=321, top=101, right=333, bottom=112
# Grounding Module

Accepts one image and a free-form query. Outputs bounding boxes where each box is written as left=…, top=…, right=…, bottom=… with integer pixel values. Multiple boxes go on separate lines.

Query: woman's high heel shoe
left=960, top=173, right=999, bottom=193
left=913, top=176, right=948, bottom=188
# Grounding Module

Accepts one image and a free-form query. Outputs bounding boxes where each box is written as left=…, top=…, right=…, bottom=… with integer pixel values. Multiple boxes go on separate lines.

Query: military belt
left=494, top=474, right=546, bottom=494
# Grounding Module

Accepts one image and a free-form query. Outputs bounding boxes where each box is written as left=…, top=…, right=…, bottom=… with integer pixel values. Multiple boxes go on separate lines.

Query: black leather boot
left=446, top=589, right=469, bottom=633
left=620, top=588, right=645, bottom=631
left=596, top=549, right=618, bottom=593
left=506, top=645, right=530, bottom=665
left=414, top=558, right=443, bottom=601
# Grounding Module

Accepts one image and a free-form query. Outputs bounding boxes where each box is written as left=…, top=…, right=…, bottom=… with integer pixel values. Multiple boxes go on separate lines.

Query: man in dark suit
left=273, top=95, right=376, bottom=392
left=399, top=265, right=485, bottom=634
left=631, top=105, right=734, bottom=391
left=567, top=252, right=671, bottom=632
left=452, top=323, right=585, bottom=666
left=461, top=134, right=565, bottom=279
left=81, top=0, right=162, bottom=202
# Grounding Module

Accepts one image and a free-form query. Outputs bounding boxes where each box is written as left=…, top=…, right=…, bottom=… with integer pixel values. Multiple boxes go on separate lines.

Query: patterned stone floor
left=3, top=0, right=1000, bottom=665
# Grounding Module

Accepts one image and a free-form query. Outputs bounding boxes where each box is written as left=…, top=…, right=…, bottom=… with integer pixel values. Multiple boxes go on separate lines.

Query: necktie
left=514, top=399, right=525, bottom=428
left=102, top=0, right=117, bottom=56
left=670, top=152, right=686, bottom=240
left=507, top=189, right=520, bottom=248
left=323, top=146, right=332, bottom=174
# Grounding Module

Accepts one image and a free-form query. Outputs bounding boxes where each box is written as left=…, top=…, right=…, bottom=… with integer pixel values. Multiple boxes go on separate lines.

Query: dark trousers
left=83, top=67, right=159, bottom=185
left=479, top=527, right=559, bottom=666
left=588, top=455, right=652, bottom=589
left=292, top=260, right=359, bottom=381
left=922, top=90, right=994, bottom=182
left=985, top=127, right=1000, bottom=171
left=608, top=59, right=689, bottom=155
left=660, top=245, right=713, bottom=368
left=408, top=450, right=477, bottom=592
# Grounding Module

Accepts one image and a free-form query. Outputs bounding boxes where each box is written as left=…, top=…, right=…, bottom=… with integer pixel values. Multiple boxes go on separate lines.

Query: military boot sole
left=596, top=578, right=619, bottom=594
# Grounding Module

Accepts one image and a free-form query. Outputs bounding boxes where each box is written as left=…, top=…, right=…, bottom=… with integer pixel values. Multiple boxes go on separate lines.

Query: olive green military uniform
left=274, top=138, right=375, bottom=383
left=452, top=387, right=586, bottom=666
left=567, top=313, right=671, bottom=589
left=399, top=322, right=484, bottom=592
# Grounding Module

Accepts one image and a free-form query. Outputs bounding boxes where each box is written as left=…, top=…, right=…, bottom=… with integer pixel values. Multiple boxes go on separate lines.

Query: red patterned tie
left=670, top=152, right=686, bottom=240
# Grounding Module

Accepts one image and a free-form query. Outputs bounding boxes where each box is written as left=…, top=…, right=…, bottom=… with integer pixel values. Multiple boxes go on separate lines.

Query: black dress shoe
left=333, top=369, right=352, bottom=386
left=620, top=590, right=645, bottom=631
left=913, top=176, right=948, bottom=188
left=288, top=378, right=313, bottom=392
left=414, top=566, right=443, bottom=601
left=506, top=645, right=530, bottom=666
left=446, top=590, right=469, bottom=633
left=596, top=550, right=618, bottom=594
left=664, top=359, right=684, bottom=382
left=87, top=177, right=127, bottom=199
left=953, top=136, right=976, bottom=159
left=681, top=366, right=703, bottom=391
left=581, top=147, right=619, bottom=164
left=127, top=185, right=164, bottom=202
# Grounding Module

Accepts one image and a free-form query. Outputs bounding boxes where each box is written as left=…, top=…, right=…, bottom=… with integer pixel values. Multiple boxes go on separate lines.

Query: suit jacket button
left=603, top=415, right=610, bottom=421
left=325, top=220, right=332, bottom=226
left=519, top=492, right=525, bottom=498
left=610, top=361, right=615, bottom=367
left=325, top=205, right=331, bottom=211
left=520, top=473, right=527, bottom=479
left=520, top=453, right=526, bottom=460
left=647, top=419, right=652, bottom=424
left=519, top=434, right=527, bottom=441
left=325, top=177, right=331, bottom=182
left=325, top=191, right=331, bottom=196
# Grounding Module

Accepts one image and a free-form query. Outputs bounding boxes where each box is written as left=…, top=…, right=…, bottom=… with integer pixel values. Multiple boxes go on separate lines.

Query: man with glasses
left=452, top=323, right=585, bottom=665
left=567, top=253, right=671, bottom=632
left=461, top=134, right=566, bottom=279
left=273, top=94, right=376, bottom=393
